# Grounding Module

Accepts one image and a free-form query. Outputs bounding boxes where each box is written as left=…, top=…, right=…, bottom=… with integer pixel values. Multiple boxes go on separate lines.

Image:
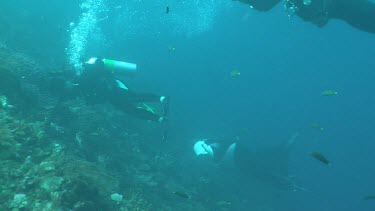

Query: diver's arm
left=329, top=0, right=375, bottom=34
left=235, top=0, right=281, bottom=11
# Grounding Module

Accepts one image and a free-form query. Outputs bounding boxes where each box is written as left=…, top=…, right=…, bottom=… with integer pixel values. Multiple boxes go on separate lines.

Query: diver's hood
left=194, top=139, right=214, bottom=157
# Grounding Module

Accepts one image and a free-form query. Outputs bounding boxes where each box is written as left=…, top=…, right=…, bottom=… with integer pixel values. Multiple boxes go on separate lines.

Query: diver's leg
left=111, top=87, right=161, bottom=103
left=109, top=88, right=163, bottom=122
left=114, top=80, right=164, bottom=103
left=329, top=0, right=375, bottom=34
left=125, top=91, right=170, bottom=118
left=117, top=87, right=163, bottom=103
left=119, top=104, right=162, bottom=122
left=130, top=92, right=163, bottom=103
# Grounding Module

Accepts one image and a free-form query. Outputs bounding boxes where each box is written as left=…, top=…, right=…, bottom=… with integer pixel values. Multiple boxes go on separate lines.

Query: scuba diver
left=51, top=57, right=170, bottom=140
left=234, top=0, right=375, bottom=34
left=77, top=57, right=169, bottom=123
left=193, top=133, right=304, bottom=191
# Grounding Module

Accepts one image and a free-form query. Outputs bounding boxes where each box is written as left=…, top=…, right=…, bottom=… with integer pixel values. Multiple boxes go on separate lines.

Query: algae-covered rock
left=0, top=110, right=16, bottom=159
left=39, top=161, right=55, bottom=172
left=40, top=176, right=64, bottom=192
left=110, top=193, right=123, bottom=204
left=9, top=193, right=28, bottom=209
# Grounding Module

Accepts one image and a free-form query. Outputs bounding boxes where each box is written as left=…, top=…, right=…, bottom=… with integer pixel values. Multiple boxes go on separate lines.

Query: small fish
left=216, top=200, right=232, bottom=206
left=321, top=90, right=338, bottom=96
left=310, top=123, right=324, bottom=131
left=166, top=5, right=170, bottom=14
left=363, top=195, right=375, bottom=200
left=173, top=191, right=189, bottom=199
left=168, top=46, right=176, bottom=52
left=310, top=151, right=332, bottom=166
left=231, top=71, right=241, bottom=77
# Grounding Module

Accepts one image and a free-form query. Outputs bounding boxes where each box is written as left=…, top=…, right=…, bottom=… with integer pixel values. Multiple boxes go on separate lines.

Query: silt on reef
left=0, top=108, right=122, bottom=211
left=0, top=111, right=16, bottom=160
left=55, top=156, right=119, bottom=210
left=0, top=47, right=40, bottom=76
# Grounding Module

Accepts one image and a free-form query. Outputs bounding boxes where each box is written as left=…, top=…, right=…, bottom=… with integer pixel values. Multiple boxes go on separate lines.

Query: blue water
left=1, top=0, right=375, bottom=210
left=130, top=3, right=375, bottom=210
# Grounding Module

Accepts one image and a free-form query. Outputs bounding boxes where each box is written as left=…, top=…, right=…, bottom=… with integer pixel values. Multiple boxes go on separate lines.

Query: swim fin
left=162, top=96, right=170, bottom=117
left=161, top=119, right=168, bottom=142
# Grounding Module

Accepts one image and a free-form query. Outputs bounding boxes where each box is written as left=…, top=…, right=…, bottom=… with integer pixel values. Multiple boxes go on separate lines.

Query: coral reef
left=0, top=110, right=16, bottom=159
left=0, top=47, right=40, bottom=76
left=0, top=108, right=121, bottom=210
left=0, top=48, right=236, bottom=211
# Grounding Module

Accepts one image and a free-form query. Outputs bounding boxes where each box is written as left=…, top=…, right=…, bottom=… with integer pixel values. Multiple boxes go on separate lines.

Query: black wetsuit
left=237, top=0, right=375, bottom=34
left=329, top=0, right=375, bottom=34
left=75, top=60, right=163, bottom=122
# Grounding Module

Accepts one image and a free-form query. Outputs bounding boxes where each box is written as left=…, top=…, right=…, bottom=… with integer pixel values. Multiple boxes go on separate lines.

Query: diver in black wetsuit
left=235, top=0, right=375, bottom=34
left=1, top=56, right=170, bottom=139
left=75, top=58, right=169, bottom=123
left=73, top=58, right=170, bottom=124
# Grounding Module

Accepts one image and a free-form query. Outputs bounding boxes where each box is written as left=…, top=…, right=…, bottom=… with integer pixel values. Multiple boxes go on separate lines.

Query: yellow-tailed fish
left=216, top=201, right=232, bottom=206
left=168, top=46, right=176, bottom=52
left=321, top=90, right=338, bottom=96
left=231, top=71, right=241, bottom=77
left=310, top=123, right=324, bottom=131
